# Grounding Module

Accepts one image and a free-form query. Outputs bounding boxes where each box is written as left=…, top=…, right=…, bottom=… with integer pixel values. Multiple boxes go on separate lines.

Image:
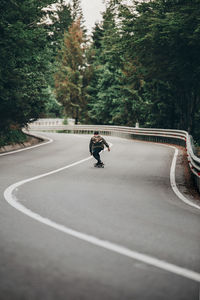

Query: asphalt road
left=0, top=132, right=200, bottom=300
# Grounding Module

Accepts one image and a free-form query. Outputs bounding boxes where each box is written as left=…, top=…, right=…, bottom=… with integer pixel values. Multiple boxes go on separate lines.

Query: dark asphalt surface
left=0, top=132, right=199, bottom=300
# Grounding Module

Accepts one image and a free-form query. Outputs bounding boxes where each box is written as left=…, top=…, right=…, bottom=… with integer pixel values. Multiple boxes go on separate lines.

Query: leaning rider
left=89, top=131, right=110, bottom=166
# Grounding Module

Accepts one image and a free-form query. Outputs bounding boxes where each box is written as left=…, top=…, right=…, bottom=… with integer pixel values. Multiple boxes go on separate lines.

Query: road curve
left=0, top=132, right=199, bottom=300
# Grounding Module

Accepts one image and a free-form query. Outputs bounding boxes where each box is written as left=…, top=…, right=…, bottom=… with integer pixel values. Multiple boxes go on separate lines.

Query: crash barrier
left=28, top=122, right=200, bottom=193
left=30, top=118, right=75, bottom=127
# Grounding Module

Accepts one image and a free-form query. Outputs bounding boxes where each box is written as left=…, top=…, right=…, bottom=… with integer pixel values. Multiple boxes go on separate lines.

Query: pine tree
left=54, top=19, right=88, bottom=124
left=0, top=0, right=55, bottom=135
left=71, top=0, right=84, bottom=23
left=121, top=0, right=200, bottom=133
left=87, top=1, right=124, bottom=125
left=45, top=0, right=72, bottom=51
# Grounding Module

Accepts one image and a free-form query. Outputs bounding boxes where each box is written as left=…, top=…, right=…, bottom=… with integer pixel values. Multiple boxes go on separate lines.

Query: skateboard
left=94, top=163, right=104, bottom=168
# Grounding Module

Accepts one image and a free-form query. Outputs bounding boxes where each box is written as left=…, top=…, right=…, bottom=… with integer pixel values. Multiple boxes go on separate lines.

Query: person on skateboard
left=89, top=131, right=110, bottom=167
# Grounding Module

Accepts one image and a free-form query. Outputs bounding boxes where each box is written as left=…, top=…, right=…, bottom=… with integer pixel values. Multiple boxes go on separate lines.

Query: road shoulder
left=176, top=146, right=200, bottom=206
left=0, top=132, right=44, bottom=154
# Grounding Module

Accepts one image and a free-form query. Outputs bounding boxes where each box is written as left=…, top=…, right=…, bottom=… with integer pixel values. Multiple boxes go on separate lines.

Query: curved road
left=0, top=132, right=199, bottom=300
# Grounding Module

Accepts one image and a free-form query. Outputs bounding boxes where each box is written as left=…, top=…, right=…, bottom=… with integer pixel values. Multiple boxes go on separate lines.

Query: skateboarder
left=89, top=131, right=110, bottom=166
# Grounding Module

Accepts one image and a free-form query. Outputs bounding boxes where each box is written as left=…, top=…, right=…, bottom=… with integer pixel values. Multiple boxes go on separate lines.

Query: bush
left=0, top=129, right=28, bottom=147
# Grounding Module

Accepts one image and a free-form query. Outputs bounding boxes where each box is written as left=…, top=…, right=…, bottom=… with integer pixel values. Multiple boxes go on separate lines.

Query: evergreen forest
left=1, top=0, right=200, bottom=145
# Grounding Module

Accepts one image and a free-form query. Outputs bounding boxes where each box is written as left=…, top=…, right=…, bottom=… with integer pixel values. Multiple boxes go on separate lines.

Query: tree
left=54, top=19, right=88, bottom=124
left=120, top=0, right=200, bottom=133
left=89, top=0, right=200, bottom=140
left=0, top=0, right=55, bottom=135
left=44, top=0, right=72, bottom=52
left=42, top=0, right=73, bottom=118
left=87, top=1, right=125, bottom=125
left=71, top=0, right=84, bottom=22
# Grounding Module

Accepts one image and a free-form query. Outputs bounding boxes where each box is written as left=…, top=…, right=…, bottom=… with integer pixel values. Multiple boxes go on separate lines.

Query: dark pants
left=92, top=147, right=102, bottom=164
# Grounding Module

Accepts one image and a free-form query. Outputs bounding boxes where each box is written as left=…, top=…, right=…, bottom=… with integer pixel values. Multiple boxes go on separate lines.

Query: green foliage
left=87, top=1, right=147, bottom=126
left=45, top=1, right=72, bottom=52
left=87, top=0, right=200, bottom=140
left=119, top=0, right=200, bottom=133
left=1, top=0, right=200, bottom=145
left=87, top=2, right=124, bottom=125
left=0, top=0, right=73, bottom=140
left=71, top=0, right=84, bottom=22
left=54, top=19, right=89, bottom=124
left=88, top=64, right=122, bottom=124
left=0, top=129, right=28, bottom=147
left=43, top=86, right=63, bottom=117
left=0, top=0, right=56, bottom=133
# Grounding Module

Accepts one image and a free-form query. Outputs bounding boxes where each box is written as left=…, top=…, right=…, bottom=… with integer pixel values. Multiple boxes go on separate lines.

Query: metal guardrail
left=28, top=122, right=200, bottom=193
left=30, top=118, right=75, bottom=126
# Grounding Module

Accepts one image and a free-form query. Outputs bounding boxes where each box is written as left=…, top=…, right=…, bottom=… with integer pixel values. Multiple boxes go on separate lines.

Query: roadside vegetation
left=0, top=130, right=28, bottom=148
left=0, top=0, right=200, bottom=146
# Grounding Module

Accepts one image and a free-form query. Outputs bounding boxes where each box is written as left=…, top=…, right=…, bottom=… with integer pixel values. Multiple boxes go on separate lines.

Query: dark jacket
left=89, top=135, right=109, bottom=153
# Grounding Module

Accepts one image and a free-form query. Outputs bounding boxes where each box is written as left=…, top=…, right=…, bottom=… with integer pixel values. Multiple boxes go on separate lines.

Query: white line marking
left=0, top=133, right=53, bottom=156
left=169, top=146, right=200, bottom=210
left=3, top=187, right=200, bottom=283
left=3, top=141, right=200, bottom=283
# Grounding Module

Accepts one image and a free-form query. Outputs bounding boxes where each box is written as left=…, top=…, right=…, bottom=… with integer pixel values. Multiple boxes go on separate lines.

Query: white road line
left=3, top=141, right=200, bottom=283
left=169, top=146, right=200, bottom=210
left=0, top=133, right=53, bottom=156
